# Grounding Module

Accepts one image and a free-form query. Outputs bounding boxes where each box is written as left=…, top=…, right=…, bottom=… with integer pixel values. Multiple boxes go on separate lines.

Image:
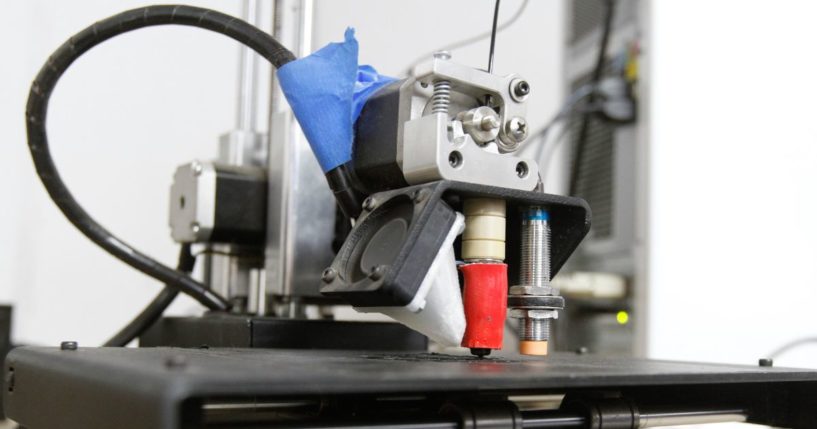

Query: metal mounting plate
left=5, top=347, right=817, bottom=428
left=402, top=114, right=540, bottom=190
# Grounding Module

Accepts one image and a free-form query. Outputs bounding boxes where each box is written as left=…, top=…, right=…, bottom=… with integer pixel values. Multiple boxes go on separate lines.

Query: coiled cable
left=103, top=244, right=195, bottom=347
left=26, top=5, right=296, bottom=311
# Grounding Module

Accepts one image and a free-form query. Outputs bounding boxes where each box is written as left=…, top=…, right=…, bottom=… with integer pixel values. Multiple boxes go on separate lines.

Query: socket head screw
left=510, top=78, right=531, bottom=102
left=60, top=341, right=78, bottom=351
left=514, top=80, right=531, bottom=98
left=369, top=265, right=387, bottom=281
left=321, top=268, right=337, bottom=283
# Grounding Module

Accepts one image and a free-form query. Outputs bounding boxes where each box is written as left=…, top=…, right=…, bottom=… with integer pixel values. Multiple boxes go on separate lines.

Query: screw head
left=576, top=346, right=589, bottom=355
left=60, top=341, right=78, bottom=351
left=191, top=222, right=201, bottom=233
left=505, top=117, right=528, bottom=142
left=165, top=355, right=188, bottom=369
left=321, top=268, right=337, bottom=283
left=433, top=50, right=452, bottom=60
left=362, top=197, right=376, bottom=211
left=5, top=369, right=14, bottom=393
left=369, top=265, right=387, bottom=281
left=509, top=78, right=531, bottom=102
left=516, top=161, right=529, bottom=179
left=448, top=151, right=463, bottom=168
left=514, top=80, right=530, bottom=97
left=191, top=161, right=203, bottom=176
left=759, top=358, right=774, bottom=367
left=412, top=189, right=426, bottom=203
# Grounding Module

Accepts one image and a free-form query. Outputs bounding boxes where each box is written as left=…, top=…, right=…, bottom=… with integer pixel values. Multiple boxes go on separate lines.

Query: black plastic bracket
left=320, top=180, right=591, bottom=308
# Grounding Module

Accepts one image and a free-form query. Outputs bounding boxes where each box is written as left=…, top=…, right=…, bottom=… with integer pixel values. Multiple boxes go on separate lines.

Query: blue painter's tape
left=277, top=28, right=396, bottom=173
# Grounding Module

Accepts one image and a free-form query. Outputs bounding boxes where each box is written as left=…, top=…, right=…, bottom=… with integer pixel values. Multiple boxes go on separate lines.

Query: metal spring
left=431, top=80, right=451, bottom=114
left=519, top=318, right=550, bottom=341
left=519, top=211, right=551, bottom=288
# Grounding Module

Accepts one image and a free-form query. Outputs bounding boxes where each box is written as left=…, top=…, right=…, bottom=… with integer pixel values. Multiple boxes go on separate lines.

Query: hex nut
left=508, top=309, right=559, bottom=320
left=509, top=285, right=555, bottom=296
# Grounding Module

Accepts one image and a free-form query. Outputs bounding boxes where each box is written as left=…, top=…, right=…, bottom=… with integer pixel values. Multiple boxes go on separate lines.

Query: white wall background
left=0, top=0, right=261, bottom=347
left=0, top=0, right=564, bottom=347
left=648, top=0, right=817, bottom=369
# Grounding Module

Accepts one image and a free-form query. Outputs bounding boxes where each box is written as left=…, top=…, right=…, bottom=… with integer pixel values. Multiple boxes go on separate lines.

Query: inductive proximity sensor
left=510, top=206, right=564, bottom=356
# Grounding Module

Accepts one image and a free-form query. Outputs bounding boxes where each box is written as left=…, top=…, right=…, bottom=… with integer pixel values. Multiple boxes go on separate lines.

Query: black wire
left=568, top=0, right=615, bottom=195
left=104, top=244, right=196, bottom=347
left=487, top=0, right=501, bottom=73
left=25, top=5, right=296, bottom=311
left=402, top=0, right=529, bottom=76
left=768, top=337, right=817, bottom=359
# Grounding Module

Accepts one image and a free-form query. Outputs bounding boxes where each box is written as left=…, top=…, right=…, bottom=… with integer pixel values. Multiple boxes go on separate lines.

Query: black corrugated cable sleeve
left=326, top=164, right=364, bottom=219
left=103, top=244, right=196, bottom=347
left=26, top=5, right=297, bottom=311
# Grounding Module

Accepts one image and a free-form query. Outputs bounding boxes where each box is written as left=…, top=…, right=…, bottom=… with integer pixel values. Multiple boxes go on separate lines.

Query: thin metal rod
left=487, top=0, right=501, bottom=73
left=403, top=0, right=528, bottom=76
left=269, top=420, right=457, bottom=429
left=260, top=407, right=747, bottom=429
left=522, top=411, right=586, bottom=428
left=638, top=408, right=747, bottom=428
left=237, top=0, right=262, bottom=131
left=523, top=407, right=747, bottom=429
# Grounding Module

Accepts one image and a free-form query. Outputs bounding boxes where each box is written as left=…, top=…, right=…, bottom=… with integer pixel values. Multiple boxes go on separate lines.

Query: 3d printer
left=4, top=3, right=817, bottom=429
